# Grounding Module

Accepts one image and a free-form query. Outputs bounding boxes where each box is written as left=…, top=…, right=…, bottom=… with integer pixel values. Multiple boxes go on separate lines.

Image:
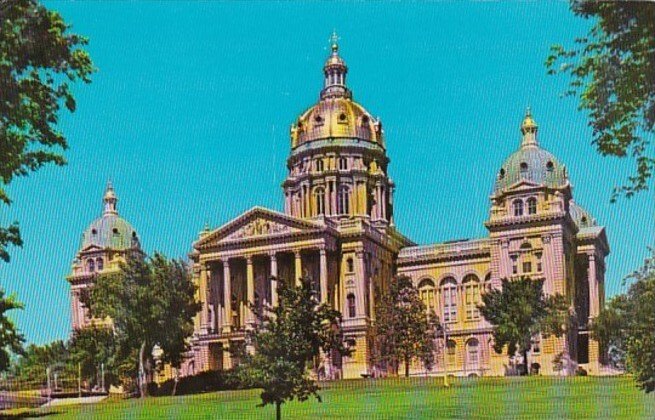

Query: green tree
left=592, top=250, right=655, bottom=392
left=68, top=326, right=118, bottom=389
left=0, top=0, right=93, bottom=261
left=372, top=276, right=437, bottom=377
left=546, top=1, right=655, bottom=201
left=479, top=277, right=569, bottom=375
left=236, top=277, right=350, bottom=420
left=83, top=253, right=200, bottom=397
left=0, top=289, right=24, bottom=372
left=11, top=339, right=68, bottom=382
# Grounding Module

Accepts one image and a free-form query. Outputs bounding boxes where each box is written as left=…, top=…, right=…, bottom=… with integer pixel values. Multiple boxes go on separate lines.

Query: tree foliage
left=236, top=277, right=350, bottom=420
left=546, top=1, right=655, bottom=201
left=0, top=0, right=93, bottom=261
left=372, top=276, right=437, bottom=377
left=68, top=326, right=118, bottom=388
left=592, top=249, right=655, bottom=393
left=479, top=277, right=569, bottom=374
left=0, top=288, right=24, bottom=371
left=83, top=253, right=200, bottom=397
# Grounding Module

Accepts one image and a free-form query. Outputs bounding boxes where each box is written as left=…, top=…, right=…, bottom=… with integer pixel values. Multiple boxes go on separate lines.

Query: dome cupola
left=80, top=182, right=140, bottom=251
left=290, top=33, right=385, bottom=150
left=494, top=109, right=569, bottom=194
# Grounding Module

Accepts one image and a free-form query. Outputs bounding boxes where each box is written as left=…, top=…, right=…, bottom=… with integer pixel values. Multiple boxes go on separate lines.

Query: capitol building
left=67, top=39, right=609, bottom=379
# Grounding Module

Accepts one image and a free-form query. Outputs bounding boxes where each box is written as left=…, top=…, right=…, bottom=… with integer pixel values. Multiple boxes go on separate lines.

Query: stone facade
left=68, top=38, right=609, bottom=379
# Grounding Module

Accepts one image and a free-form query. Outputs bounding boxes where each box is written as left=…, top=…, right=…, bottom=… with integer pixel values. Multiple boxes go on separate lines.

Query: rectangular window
left=523, top=261, right=532, bottom=273
left=512, top=265, right=518, bottom=275
left=465, top=284, right=480, bottom=320
left=443, top=287, right=457, bottom=323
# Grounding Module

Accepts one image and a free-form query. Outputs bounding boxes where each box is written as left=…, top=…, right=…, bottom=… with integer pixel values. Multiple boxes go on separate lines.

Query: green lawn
left=11, top=376, right=655, bottom=419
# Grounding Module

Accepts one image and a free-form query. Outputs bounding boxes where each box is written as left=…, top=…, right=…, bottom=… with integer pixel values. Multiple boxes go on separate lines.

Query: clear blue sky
left=3, top=2, right=653, bottom=345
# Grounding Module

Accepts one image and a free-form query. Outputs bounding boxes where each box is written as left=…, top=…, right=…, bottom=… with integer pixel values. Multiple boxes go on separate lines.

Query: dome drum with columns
left=67, top=35, right=611, bottom=380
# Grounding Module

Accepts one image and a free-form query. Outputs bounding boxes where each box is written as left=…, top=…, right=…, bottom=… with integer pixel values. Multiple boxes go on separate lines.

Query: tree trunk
left=138, top=341, right=148, bottom=398
left=404, top=355, right=410, bottom=378
left=276, top=401, right=282, bottom=420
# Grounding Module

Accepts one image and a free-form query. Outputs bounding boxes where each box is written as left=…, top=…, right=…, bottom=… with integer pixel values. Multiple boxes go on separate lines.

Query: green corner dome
left=494, top=109, right=569, bottom=194
left=569, top=200, right=597, bottom=229
left=80, top=182, right=140, bottom=251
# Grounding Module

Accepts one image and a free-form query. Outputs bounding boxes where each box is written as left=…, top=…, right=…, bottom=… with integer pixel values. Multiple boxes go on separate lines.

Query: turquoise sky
left=3, top=2, right=653, bottom=345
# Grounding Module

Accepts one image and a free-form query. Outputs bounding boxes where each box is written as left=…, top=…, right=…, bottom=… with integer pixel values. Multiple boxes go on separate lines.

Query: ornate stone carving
left=232, top=218, right=290, bottom=239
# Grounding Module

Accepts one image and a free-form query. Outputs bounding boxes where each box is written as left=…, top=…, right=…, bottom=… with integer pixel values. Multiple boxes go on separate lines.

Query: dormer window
left=91, top=229, right=97, bottom=235
left=112, top=228, right=119, bottom=235
left=338, top=113, right=347, bottom=122
left=546, top=161, right=554, bottom=172
left=499, top=168, right=505, bottom=179
left=361, top=115, right=370, bottom=125
left=520, top=162, right=528, bottom=172
left=314, top=114, right=323, bottom=124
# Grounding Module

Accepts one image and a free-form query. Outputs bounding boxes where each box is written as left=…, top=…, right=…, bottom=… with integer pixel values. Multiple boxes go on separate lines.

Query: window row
left=512, top=197, right=537, bottom=217
left=86, top=257, right=104, bottom=273
left=312, top=187, right=351, bottom=216
left=418, top=274, right=490, bottom=323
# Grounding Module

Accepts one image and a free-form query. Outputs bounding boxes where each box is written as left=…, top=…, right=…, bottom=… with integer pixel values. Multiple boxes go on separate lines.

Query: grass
left=8, top=376, right=655, bottom=419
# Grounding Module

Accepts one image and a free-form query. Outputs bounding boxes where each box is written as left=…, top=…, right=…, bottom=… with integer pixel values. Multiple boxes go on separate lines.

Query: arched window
left=466, top=338, right=480, bottom=366
left=513, top=199, right=524, bottom=217
left=96, top=257, right=104, bottom=272
left=314, top=188, right=325, bottom=216
left=338, top=187, right=350, bottom=215
left=418, top=278, right=436, bottom=310
left=527, top=197, right=537, bottom=215
left=440, top=277, right=457, bottom=323
left=347, top=258, right=354, bottom=273
left=315, top=159, right=324, bottom=172
left=463, top=274, right=481, bottom=320
left=347, top=293, right=356, bottom=318
left=87, top=259, right=95, bottom=273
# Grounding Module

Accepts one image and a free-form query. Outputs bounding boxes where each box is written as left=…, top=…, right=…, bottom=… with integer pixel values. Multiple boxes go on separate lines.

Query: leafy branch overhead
left=0, top=0, right=94, bottom=262
left=546, top=1, right=655, bottom=201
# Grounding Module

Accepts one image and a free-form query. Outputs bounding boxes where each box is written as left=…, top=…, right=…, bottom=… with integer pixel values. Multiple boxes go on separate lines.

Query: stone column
left=246, top=256, right=255, bottom=326
left=222, top=260, right=232, bottom=333
left=270, top=253, right=279, bottom=307
left=588, top=254, right=599, bottom=318
left=294, top=251, right=303, bottom=286
left=206, top=265, right=214, bottom=332
left=199, top=264, right=209, bottom=334
left=319, top=248, right=328, bottom=303
left=355, top=250, right=366, bottom=318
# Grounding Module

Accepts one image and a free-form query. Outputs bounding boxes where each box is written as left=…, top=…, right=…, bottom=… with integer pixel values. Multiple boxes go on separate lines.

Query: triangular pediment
left=78, top=244, right=104, bottom=254
left=506, top=179, right=541, bottom=191
left=195, top=207, right=325, bottom=249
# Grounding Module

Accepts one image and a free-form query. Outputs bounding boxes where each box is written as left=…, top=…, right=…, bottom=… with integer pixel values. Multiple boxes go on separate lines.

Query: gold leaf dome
left=292, top=98, right=384, bottom=148
left=290, top=33, right=384, bottom=150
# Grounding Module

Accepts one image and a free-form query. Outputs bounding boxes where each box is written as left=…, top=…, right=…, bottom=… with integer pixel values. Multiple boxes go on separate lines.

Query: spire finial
left=103, top=180, right=118, bottom=215
left=330, top=30, right=339, bottom=52
left=520, top=106, right=539, bottom=147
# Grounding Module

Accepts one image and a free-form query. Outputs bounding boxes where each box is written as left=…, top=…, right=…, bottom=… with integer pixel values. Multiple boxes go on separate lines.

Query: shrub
left=150, top=369, right=242, bottom=396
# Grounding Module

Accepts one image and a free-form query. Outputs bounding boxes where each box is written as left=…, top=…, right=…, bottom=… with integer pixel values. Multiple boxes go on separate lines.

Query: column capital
left=588, top=253, right=596, bottom=262
left=246, top=255, right=254, bottom=264
left=268, top=251, right=277, bottom=260
left=319, top=247, right=327, bottom=255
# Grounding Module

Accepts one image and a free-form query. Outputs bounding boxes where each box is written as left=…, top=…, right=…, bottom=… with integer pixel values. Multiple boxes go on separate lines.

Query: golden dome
left=290, top=33, right=384, bottom=149
left=291, top=97, right=384, bottom=148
